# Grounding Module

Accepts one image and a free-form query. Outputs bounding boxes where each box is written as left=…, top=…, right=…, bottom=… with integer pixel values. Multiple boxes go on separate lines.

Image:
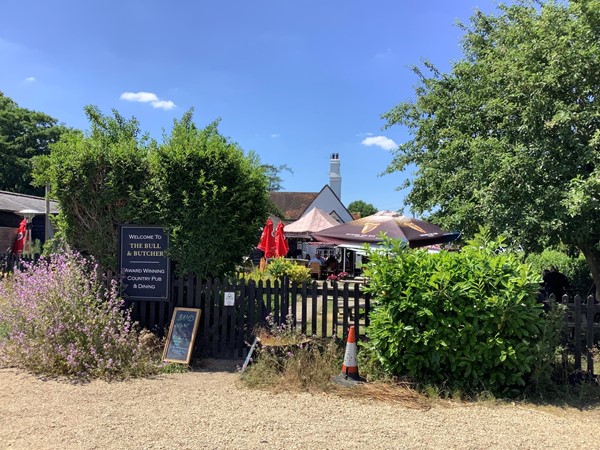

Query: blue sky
left=1, top=0, right=500, bottom=213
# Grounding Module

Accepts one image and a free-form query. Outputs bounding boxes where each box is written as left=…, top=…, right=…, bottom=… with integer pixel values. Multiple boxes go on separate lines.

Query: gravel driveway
left=1, top=361, right=599, bottom=449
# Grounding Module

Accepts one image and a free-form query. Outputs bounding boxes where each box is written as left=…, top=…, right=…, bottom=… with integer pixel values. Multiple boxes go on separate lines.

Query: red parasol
left=274, top=221, right=289, bottom=257
left=12, top=218, right=27, bottom=254
left=257, top=218, right=275, bottom=258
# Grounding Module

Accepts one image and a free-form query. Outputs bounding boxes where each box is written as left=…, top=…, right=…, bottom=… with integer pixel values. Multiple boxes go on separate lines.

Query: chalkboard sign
left=119, top=225, right=170, bottom=301
left=163, top=307, right=201, bottom=364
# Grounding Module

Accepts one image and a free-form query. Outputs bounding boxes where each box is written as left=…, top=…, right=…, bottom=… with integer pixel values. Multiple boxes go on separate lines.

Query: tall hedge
left=39, top=108, right=270, bottom=277
left=39, top=106, right=150, bottom=269
left=363, top=231, right=548, bottom=395
left=143, top=113, right=270, bottom=278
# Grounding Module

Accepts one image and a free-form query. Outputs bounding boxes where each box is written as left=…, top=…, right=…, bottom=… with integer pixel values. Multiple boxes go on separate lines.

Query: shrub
left=145, top=115, right=271, bottom=278
left=38, top=108, right=271, bottom=277
left=285, top=264, right=311, bottom=284
left=241, top=267, right=273, bottom=283
left=265, top=257, right=293, bottom=279
left=0, top=252, right=161, bottom=380
left=265, top=258, right=311, bottom=283
left=363, top=229, right=549, bottom=396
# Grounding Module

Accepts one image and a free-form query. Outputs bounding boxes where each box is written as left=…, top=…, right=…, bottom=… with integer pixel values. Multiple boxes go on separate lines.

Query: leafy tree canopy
left=0, top=92, right=66, bottom=195
left=383, top=0, right=600, bottom=291
left=261, top=163, right=292, bottom=191
left=347, top=200, right=378, bottom=218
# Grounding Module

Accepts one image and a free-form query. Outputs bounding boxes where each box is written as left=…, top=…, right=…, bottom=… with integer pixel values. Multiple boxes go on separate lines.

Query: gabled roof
left=0, top=190, right=59, bottom=214
left=269, top=184, right=354, bottom=224
left=269, top=191, right=319, bottom=221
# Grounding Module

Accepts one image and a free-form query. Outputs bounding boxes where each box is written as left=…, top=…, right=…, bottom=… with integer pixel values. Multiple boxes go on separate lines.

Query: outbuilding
left=0, top=190, right=59, bottom=252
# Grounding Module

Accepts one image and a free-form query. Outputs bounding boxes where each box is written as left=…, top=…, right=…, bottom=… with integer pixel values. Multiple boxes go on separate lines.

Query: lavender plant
left=0, top=252, right=161, bottom=380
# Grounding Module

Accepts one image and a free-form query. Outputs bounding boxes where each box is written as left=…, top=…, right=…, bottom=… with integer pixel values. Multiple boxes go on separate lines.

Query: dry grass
left=241, top=338, right=342, bottom=392
left=334, top=381, right=431, bottom=410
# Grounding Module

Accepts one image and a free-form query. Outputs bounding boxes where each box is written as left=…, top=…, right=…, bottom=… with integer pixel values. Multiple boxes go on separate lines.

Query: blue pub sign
left=119, top=225, right=170, bottom=301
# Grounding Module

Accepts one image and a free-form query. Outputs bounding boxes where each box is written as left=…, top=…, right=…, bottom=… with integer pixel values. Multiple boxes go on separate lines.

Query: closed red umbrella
left=257, top=218, right=275, bottom=258
left=274, top=222, right=289, bottom=257
left=12, top=218, right=27, bottom=254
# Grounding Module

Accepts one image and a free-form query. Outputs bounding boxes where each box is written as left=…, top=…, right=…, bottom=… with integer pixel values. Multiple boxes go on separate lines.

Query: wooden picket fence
left=109, top=276, right=600, bottom=371
left=122, top=274, right=371, bottom=359
left=554, top=294, right=600, bottom=377
left=0, top=253, right=39, bottom=275
left=3, top=256, right=598, bottom=375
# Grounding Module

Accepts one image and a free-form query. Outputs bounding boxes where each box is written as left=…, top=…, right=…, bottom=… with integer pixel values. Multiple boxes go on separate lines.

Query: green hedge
left=363, top=230, right=548, bottom=395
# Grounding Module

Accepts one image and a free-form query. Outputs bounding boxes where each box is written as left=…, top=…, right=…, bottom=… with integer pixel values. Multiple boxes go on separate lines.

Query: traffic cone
left=341, top=326, right=361, bottom=381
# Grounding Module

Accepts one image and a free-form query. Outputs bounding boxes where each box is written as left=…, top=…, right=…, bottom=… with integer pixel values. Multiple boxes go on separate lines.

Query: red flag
left=257, top=218, right=275, bottom=258
left=13, top=218, right=27, bottom=254
left=274, top=222, right=289, bottom=257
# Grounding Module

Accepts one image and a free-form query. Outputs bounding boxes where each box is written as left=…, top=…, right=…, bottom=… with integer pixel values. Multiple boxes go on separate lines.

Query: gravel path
left=1, top=362, right=599, bottom=449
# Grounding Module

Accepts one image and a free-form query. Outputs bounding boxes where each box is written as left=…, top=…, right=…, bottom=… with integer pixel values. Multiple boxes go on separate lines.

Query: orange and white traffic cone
left=341, top=326, right=361, bottom=381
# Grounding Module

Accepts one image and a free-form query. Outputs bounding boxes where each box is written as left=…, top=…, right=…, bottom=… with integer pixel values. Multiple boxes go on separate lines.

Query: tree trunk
left=579, top=244, right=600, bottom=301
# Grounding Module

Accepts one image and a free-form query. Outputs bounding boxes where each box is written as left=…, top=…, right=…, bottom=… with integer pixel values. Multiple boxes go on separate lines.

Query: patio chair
left=309, top=262, right=322, bottom=280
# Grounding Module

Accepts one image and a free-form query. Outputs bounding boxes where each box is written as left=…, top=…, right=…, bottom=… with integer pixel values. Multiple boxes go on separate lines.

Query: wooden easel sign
left=163, top=307, right=201, bottom=364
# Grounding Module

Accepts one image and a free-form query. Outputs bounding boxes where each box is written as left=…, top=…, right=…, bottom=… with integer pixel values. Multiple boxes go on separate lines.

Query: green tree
left=0, top=92, right=65, bottom=195
left=37, top=106, right=151, bottom=269
left=145, top=112, right=271, bottom=278
left=261, top=163, right=292, bottom=191
left=347, top=200, right=378, bottom=218
left=383, top=1, right=600, bottom=294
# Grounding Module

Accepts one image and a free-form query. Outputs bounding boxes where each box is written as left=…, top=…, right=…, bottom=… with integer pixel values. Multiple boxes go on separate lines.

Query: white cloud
left=356, top=132, right=374, bottom=137
left=120, top=91, right=176, bottom=110
left=270, top=133, right=280, bottom=138
left=150, top=100, right=176, bottom=110
left=24, top=76, right=36, bottom=83
left=120, top=91, right=158, bottom=103
left=361, top=135, right=398, bottom=151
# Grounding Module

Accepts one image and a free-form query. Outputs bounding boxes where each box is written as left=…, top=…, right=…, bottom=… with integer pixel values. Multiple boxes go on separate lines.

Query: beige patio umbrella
left=283, top=207, right=339, bottom=238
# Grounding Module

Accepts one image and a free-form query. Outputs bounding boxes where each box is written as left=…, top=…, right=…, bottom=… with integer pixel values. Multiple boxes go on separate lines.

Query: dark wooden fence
left=0, top=253, right=39, bottom=275
left=126, top=275, right=371, bottom=359
left=3, top=256, right=598, bottom=374
left=555, top=294, right=600, bottom=377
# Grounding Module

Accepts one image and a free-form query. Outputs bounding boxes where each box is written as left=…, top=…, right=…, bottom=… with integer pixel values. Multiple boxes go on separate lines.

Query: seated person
left=326, top=255, right=339, bottom=272
left=309, top=254, right=325, bottom=266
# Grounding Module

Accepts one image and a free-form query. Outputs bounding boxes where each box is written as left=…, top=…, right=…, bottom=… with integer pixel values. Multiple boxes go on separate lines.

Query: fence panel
left=559, top=294, right=600, bottom=377
left=1, top=258, right=370, bottom=360
left=7, top=256, right=597, bottom=374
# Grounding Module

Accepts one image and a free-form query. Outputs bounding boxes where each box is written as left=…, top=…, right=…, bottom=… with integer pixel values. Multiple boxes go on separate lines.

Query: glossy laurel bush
left=363, top=229, right=548, bottom=396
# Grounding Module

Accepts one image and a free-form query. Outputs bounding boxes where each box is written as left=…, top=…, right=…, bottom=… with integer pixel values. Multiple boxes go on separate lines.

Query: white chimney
left=329, top=153, right=341, bottom=200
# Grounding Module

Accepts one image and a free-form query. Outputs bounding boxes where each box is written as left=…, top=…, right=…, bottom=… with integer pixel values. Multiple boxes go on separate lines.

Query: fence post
left=586, top=295, right=595, bottom=376
left=574, top=294, right=582, bottom=371
left=332, top=281, right=339, bottom=337
left=281, top=276, right=289, bottom=323
left=290, top=281, right=298, bottom=329
left=321, top=281, right=329, bottom=338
